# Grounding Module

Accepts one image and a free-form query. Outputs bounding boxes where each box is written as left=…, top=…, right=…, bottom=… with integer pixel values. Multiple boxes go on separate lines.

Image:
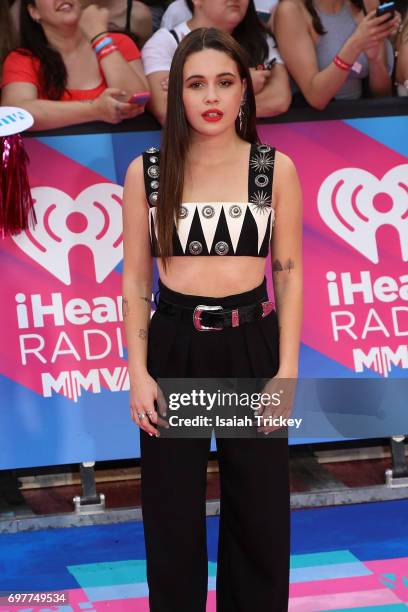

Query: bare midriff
left=157, top=256, right=267, bottom=297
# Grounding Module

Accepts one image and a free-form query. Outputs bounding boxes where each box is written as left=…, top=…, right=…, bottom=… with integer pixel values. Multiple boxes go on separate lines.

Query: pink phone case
left=128, top=92, right=150, bottom=105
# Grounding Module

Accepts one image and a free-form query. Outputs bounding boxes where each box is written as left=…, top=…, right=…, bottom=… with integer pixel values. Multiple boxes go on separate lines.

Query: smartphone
left=264, top=58, right=277, bottom=70
left=375, top=1, right=395, bottom=19
left=256, top=59, right=277, bottom=71
left=128, top=91, right=151, bottom=105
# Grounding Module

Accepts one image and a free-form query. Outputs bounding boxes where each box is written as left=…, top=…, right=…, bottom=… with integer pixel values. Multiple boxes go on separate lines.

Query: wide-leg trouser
left=140, top=278, right=290, bottom=612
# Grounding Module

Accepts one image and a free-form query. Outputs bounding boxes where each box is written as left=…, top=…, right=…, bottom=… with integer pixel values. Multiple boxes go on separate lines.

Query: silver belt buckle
left=193, top=305, right=223, bottom=331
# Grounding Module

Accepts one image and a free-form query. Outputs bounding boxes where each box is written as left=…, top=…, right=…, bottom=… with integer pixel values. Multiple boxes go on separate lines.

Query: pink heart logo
left=318, top=165, right=408, bottom=263
left=11, top=183, right=124, bottom=285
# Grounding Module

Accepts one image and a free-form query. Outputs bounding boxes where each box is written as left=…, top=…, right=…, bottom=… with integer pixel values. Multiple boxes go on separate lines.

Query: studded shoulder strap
left=142, top=147, right=160, bottom=208
left=248, top=143, right=276, bottom=212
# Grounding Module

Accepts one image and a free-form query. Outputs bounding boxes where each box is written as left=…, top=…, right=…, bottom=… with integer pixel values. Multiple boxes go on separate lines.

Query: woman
left=1, top=0, right=148, bottom=130
left=160, top=0, right=279, bottom=28
left=122, top=27, right=302, bottom=611
left=275, top=0, right=399, bottom=108
left=141, top=0, right=291, bottom=124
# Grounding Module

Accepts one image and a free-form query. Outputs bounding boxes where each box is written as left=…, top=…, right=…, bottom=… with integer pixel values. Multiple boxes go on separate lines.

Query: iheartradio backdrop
left=0, top=117, right=407, bottom=469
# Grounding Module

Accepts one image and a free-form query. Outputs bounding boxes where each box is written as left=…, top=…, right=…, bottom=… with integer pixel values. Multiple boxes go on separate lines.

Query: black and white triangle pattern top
left=142, top=143, right=276, bottom=257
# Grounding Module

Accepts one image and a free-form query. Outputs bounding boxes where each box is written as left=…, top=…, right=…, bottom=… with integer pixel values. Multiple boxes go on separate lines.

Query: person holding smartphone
left=1, top=0, right=149, bottom=130
left=122, top=27, right=302, bottom=611
left=275, top=0, right=400, bottom=108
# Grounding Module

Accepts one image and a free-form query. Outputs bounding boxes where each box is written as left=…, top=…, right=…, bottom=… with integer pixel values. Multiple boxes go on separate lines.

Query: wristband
left=91, top=35, right=106, bottom=50
left=90, top=31, right=109, bottom=44
left=93, top=36, right=114, bottom=54
left=333, top=54, right=352, bottom=71
left=97, top=44, right=118, bottom=61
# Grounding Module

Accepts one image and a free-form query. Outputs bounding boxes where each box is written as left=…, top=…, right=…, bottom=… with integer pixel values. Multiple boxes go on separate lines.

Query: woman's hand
left=91, top=88, right=145, bottom=123
left=80, top=3, right=110, bottom=41
left=129, top=370, right=169, bottom=437
left=364, top=40, right=385, bottom=60
left=364, top=12, right=401, bottom=60
left=388, top=10, right=402, bottom=39
left=249, top=67, right=271, bottom=94
left=350, top=10, right=399, bottom=53
left=256, top=372, right=297, bottom=435
left=160, top=76, right=169, bottom=92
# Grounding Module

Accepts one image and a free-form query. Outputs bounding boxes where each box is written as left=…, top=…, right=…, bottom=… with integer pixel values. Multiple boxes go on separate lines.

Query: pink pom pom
left=0, top=134, right=37, bottom=238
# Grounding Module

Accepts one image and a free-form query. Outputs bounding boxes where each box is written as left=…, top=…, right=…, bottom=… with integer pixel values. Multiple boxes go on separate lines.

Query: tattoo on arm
left=138, top=328, right=147, bottom=340
left=122, top=298, right=129, bottom=319
left=272, top=258, right=295, bottom=273
left=140, top=296, right=151, bottom=305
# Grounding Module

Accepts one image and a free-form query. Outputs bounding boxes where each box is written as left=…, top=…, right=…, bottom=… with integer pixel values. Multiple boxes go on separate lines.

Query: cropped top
left=142, top=143, right=276, bottom=257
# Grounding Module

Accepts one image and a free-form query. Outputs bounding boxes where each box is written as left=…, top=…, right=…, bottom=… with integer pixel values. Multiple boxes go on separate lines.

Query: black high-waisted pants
left=140, top=277, right=290, bottom=611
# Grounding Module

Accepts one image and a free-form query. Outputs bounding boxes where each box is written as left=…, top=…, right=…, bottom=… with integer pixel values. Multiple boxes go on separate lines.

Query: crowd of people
left=0, top=0, right=406, bottom=130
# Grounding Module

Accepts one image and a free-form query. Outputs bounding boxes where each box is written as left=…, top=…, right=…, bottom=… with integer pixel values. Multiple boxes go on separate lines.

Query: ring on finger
left=146, top=410, right=154, bottom=417
left=139, top=412, right=146, bottom=420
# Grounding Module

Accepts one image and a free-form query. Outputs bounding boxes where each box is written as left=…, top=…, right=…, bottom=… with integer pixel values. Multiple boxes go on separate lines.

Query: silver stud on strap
left=189, top=240, right=203, bottom=255
left=255, top=174, right=269, bottom=188
left=202, top=205, right=215, bottom=218
left=229, top=204, right=242, bottom=218
left=148, top=165, right=159, bottom=179
left=215, top=241, right=229, bottom=255
left=149, top=192, right=158, bottom=205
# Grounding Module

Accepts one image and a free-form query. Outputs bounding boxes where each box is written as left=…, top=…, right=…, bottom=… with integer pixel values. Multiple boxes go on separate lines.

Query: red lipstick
left=202, top=109, right=224, bottom=122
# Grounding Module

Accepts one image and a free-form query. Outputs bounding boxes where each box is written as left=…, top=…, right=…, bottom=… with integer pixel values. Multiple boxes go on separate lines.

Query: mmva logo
left=353, top=344, right=408, bottom=377
left=318, top=165, right=408, bottom=263
left=42, top=367, right=129, bottom=402
left=12, top=184, right=123, bottom=285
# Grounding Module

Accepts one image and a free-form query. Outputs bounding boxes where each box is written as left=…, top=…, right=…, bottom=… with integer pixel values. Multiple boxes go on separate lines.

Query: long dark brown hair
left=304, top=0, right=365, bottom=35
left=18, top=0, right=68, bottom=99
left=157, top=27, right=259, bottom=267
